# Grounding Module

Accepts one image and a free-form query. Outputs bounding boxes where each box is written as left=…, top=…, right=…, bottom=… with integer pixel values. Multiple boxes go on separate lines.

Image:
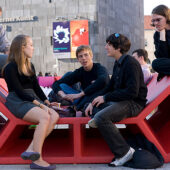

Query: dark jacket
left=154, top=30, right=170, bottom=59
left=52, top=63, right=110, bottom=96
left=97, top=55, right=147, bottom=107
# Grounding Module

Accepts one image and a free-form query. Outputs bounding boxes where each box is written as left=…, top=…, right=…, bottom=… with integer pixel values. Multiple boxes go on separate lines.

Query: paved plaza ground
left=0, top=163, right=170, bottom=170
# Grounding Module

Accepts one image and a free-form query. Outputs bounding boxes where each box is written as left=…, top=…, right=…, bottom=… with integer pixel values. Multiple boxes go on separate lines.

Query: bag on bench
left=124, top=134, right=164, bottom=169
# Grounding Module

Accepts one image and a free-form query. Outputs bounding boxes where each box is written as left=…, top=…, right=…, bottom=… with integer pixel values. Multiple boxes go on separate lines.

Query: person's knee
left=94, top=113, right=105, bottom=125
left=39, top=112, right=50, bottom=124
left=152, top=59, right=159, bottom=71
left=50, top=111, right=59, bottom=124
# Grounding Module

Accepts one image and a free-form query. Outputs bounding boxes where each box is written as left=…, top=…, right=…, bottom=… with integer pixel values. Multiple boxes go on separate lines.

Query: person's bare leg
left=23, top=107, right=59, bottom=167
left=23, top=107, right=50, bottom=166
left=33, top=109, right=59, bottom=167
left=25, top=108, right=59, bottom=152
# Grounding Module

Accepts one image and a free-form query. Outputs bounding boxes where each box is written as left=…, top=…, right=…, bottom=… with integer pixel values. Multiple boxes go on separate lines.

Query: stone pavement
left=0, top=163, right=170, bottom=170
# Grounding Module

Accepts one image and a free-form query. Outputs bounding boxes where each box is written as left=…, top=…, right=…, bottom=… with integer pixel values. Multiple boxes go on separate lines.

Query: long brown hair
left=2, top=34, right=34, bottom=76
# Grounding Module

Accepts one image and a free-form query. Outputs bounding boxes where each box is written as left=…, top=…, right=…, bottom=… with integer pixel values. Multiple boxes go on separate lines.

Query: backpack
left=124, top=134, right=164, bottom=169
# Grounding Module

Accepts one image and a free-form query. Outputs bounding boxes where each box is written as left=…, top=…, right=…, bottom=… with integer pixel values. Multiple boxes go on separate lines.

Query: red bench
left=0, top=74, right=169, bottom=164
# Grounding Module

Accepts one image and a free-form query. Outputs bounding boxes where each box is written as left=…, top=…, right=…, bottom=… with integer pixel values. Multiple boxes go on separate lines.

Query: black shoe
left=67, top=106, right=76, bottom=117
left=30, top=162, right=56, bottom=169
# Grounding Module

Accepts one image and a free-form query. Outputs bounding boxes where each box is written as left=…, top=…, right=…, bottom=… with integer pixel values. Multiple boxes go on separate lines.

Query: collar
left=116, top=54, right=127, bottom=66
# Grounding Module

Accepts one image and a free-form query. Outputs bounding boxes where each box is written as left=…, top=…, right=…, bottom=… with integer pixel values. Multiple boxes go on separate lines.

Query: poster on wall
left=53, top=20, right=89, bottom=59
left=53, top=21, right=71, bottom=58
left=70, top=20, right=89, bottom=58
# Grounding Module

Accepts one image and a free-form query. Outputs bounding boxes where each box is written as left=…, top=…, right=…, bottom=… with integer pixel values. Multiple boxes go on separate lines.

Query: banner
left=70, top=20, right=89, bottom=58
left=53, top=22, right=71, bottom=58
left=53, top=20, right=89, bottom=58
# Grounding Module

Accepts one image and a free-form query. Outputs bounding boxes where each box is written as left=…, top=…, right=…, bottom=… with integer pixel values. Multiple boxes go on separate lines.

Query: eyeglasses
left=114, top=33, right=120, bottom=38
left=151, top=18, right=162, bottom=23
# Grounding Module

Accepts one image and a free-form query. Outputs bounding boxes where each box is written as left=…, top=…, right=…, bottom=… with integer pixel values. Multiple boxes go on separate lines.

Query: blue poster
left=53, top=22, right=71, bottom=53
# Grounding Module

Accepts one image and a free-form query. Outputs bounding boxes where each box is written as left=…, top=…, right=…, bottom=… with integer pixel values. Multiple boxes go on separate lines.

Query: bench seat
left=0, top=74, right=169, bottom=164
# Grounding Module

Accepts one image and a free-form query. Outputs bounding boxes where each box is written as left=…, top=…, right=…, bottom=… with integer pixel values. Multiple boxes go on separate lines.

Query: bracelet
left=38, top=103, right=41, bottom=107
left=44, top=103, right=48, bottom=106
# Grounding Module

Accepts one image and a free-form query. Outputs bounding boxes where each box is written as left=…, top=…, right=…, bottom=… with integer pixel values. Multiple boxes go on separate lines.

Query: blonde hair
left=76, top=45, right=93, bottom=58
left=3, top=34, right=34, bottom=76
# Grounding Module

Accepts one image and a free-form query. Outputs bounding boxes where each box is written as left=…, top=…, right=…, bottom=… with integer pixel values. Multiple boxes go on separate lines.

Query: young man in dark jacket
left=85, top=33, right=147, bottom=167
left=52, top=45, right=110, bottom=112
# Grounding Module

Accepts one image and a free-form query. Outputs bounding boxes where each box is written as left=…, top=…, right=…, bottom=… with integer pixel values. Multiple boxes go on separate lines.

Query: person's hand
left=85, top=103, right=93, bottom=117
left=44, top=99, right=51, bottom=106
left=92, top=96, right=104, bottom=107
left=50, top=102, right=60, bottom=107
left=40, top=104, right=50, bottom=113
left=155, top=26, right=165, bottom=32
left=41, top=103, right=59, bottom=115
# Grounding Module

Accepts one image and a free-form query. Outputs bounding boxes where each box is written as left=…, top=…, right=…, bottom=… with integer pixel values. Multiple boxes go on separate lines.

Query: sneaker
left=108, top=147, right=135, bottom=167
left=88, top=118, right=97, bottom=128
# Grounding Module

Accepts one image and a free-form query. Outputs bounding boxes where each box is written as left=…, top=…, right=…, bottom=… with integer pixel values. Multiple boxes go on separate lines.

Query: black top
left=154, top=30, right=170, bottom=58
left=52, top=63, right=110, bottom=95
left=4, top=61, right=47, bottom=102
left=98, top=55, right=147, bottom=107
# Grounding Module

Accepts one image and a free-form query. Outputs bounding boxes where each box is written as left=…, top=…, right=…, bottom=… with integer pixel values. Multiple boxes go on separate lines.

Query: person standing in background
left=0, top=6, right=11, bottom=77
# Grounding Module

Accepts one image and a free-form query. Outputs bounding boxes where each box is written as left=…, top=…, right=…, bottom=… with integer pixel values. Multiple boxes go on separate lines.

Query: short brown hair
left=76, top=45, right=93, bottom=58
left=132, top=49, right=148, bottom=62
left=106, top=33, right=131, bottom=54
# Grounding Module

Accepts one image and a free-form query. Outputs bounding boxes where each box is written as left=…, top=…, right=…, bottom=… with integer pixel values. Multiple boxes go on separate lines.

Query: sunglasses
left=151, top=18, right=162, bottom=23
left=114, top=33, right=120, bottom=38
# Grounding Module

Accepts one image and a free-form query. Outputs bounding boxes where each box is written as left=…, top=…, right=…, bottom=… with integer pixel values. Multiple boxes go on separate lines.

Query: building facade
left=1, top=0, right=144, bottom=75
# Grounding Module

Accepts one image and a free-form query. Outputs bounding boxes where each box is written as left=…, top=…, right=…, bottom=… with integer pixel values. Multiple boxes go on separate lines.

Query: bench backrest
left=0, top=79, right=8, bottom=104
left=0, top=75, right=170, bottom=110
left=0, top=78, right=8, bottom=92
left=146, top=74, right=170, bottom=104
left=37, top=76, right=61, bottom=87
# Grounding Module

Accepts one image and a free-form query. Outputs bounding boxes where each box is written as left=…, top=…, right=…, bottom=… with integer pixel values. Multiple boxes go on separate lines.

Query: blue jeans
left=62, top=72, right=81, bottom=91
left=60, top=83, right=80, bottom=105
left=60, top=83, right=95, bottom=111
left=93, top=100, right=143, bottom=158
